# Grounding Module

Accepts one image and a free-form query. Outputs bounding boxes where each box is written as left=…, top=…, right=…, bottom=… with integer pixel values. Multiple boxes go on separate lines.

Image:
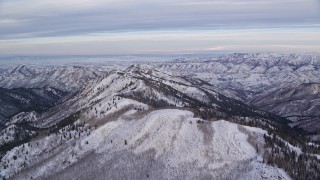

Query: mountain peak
left=9, top=64, right=34, bottom=77
left=126, top=64, right=154, bottom=73
left=10, top=64, right=26, bottom=72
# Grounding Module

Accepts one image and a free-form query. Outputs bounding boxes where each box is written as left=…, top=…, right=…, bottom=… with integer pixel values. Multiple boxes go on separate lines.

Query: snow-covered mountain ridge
left=5, top=110, right=291, bottom=180
left=157, top=52, right=320, bottom=139
left=0, top=65, right=109, bottom=93
left=0, top=59, right=319, bottom=179
left=0, top=87, right=67, bottom=126
left=158, top=53, right=320, bottom=92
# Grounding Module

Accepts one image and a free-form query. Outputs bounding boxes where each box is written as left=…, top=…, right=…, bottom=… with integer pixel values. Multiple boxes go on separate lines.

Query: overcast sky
left=0, top=0, right=319, bottom=55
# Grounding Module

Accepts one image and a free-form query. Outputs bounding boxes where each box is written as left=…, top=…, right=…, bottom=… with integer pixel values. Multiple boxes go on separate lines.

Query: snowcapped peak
left=14, top=64, right=26, bottom=69
left=126, top=64, right=154, bottom=73
left=9, top=64, right=34, bottom=76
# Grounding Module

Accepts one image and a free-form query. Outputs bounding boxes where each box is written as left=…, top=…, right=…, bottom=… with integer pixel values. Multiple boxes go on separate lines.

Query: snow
left=0, top=106, right=292, bottom=180
left=0, top=65, right=108, bottom=92
left=243, top=161, right=292, bottom=180
left=157, top=53, right=320, bottom=140
left=0, top=59, right=304, bottom=179
left=6, top=111, right=38, bottom=126
left=158, top=53, right=320, bottom=97
left=0, top=125, right=18, bottom=145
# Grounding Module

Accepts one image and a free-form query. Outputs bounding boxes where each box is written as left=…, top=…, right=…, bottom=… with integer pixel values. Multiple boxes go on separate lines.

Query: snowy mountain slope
left=26, top=64, right=288, bottom=130
left=6, top=112, right=38, bottom=126
left=0, top=64, right=109, bottom=126
left=0, top=64, right=291, bottom=155
left=0, top=64, right=319, bottom=179
left=250, top=83, right=320, bottom=118
left=250, top=83, right=320, bottom=139
left=0, top=65, right=108, bottom=93
left=1, top=109, right=290, bottom=180
left=157, top=53, right=320, bottom=138
left=157, top=53, right=320, bottom=99
left=0, top=87, right=67, bottom=125
left=0, top=124, right=36, bottom=150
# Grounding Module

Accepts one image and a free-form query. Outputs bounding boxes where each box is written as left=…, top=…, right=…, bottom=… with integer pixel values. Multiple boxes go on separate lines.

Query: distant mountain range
left=0, top=65, right=108, bottom=92
left=158, top=52, right=320, bottom=140
left=0, top=53, right=319, bottom=179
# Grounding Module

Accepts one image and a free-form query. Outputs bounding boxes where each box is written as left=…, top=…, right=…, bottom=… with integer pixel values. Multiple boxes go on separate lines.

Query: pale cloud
left=1, top=28, right=319, bottom=55
left=204, top=47, right=226, bottom=51
left=0, top=0, right=319, bottom=54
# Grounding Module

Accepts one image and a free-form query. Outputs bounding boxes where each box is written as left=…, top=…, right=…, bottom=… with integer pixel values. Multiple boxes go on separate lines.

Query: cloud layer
left=0, top=0, right=319, bottom=54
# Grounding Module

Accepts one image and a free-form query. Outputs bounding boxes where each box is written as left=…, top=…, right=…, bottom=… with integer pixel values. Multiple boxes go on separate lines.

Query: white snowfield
left=2, top=109, right=290, bottom=180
